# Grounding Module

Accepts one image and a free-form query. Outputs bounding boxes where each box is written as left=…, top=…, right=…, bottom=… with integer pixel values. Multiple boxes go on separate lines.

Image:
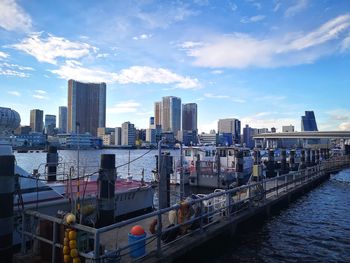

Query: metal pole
left=180, top=143, right=184, bottom=200
left=0, top=145, right=15, bottom=262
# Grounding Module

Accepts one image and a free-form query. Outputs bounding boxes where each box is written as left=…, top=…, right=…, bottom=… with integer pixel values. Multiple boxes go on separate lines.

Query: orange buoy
left=130, top=225, right=145, bottom=236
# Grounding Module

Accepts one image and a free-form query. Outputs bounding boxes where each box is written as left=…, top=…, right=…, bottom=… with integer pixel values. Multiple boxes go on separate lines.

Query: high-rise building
left=161, top=96, right=181, bottom=136
left=182, top=103, right=197, bottom=131
left=121, top=122, right=136, bottom=146
left=58, top=106, right=68, bottom=133
left=67, top=79, right=106, bottom=136
left=218, top=118, right=241, bottom=144
left=30, top=109, right=43, bottom=133
left=154, top=102, right=162, bottom=126
left=45, top=114, right=56, bottom=135
left=301, top=111, right=318, bottom=131
left=243, top=125, right=257, bottom=149
left=115, top=127, right=122, bottom=146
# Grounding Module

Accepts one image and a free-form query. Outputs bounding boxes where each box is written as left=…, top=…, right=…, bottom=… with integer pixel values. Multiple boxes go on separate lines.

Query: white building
left=121, top=122, right=136, bottom=146
left=282, top=125, right=295, bottom=133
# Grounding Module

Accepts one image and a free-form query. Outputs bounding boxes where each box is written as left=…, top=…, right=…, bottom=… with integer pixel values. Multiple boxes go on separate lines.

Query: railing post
left=285, top=174, right=288, bottom=191
left=21, top=213, right=26, bottom=255
left=157, top=212, right=163, bottom=256
left=200, top=201, right=204, bottom=231
left=94, top=232, right=100, bottom=262
left=276, top=178, right=278, bottom=197
left=226, top=192, right=231, bottom=217
left=51, top=222, right=57, bottom=263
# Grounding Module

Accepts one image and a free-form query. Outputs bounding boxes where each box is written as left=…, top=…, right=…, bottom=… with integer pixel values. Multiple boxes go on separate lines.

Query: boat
left=174, top=145, right=254, bottom=188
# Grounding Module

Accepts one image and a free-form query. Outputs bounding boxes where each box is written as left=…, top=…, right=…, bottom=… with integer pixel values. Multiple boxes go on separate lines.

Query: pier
left=14, top=155, right=350, bottom=263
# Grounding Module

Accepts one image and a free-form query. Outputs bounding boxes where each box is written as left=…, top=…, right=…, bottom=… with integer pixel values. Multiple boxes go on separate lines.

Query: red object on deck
left=130, top=225, right=145, bottom=236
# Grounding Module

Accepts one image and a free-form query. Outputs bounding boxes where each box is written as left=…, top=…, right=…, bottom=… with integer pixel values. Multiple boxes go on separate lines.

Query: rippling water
left=184, top=168, right=350, bottom=263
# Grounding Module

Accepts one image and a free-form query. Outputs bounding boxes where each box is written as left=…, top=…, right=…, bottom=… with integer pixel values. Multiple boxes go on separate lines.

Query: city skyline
left=1, top=1, right=350, bottom=133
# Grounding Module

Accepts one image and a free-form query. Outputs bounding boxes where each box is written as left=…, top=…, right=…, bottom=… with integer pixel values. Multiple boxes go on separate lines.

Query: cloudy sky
left=1, top=0, right=350, bottom=132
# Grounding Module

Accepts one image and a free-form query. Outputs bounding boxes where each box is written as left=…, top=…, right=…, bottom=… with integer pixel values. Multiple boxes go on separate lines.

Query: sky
left=0, top=0, right=350, bottom=133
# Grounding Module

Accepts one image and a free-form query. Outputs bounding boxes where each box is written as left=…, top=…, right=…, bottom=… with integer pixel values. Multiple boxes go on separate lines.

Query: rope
left=115, top=149, right=154, bottom=169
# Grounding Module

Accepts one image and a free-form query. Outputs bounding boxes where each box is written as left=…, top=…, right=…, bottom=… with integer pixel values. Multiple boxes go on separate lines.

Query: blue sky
left=1, top=0, right=350, bottom=132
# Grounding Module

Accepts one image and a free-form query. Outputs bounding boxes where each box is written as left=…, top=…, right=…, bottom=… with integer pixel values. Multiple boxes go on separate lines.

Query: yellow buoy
left=65, top=213, right=76, bottom=225
left=70, top=248, right=78, bottom=258
left=69, top=240, right=77, bottom=249
left=63, top=254, right=71, bottom=263
left=68, top=230, right=77, bottom=240
left=64, top=237, right=69, bottom=246
left=72, top=257, right=81, bottom=263
left=63, top=245, right=70, bottom=255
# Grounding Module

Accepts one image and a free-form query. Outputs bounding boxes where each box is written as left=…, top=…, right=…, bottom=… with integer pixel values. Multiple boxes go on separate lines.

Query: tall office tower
left=115, top=127, right=122, bottom=146
left=218, top=118, right=241, bottom=144
left=154, top=102, right=162, bottom=126
left=301, top=111, right=318, bottom=131
left=58, top=106, right=68, bottom=133
left=182, top=103, right=197, bottom=131
left=67, top=79, right=106, bottom=136
left=243, top=124, right=257, bottom=149
left=44, top=114, right=56, bottom=135
left=30, top=109, right=44, bottom=133
left=161, top=96, right=181, bottom=135
left=121, top=122, right=136, bottom=146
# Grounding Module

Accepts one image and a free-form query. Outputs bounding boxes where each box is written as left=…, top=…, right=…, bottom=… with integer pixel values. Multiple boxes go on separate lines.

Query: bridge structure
left=253, top=131, right=350, bottom=149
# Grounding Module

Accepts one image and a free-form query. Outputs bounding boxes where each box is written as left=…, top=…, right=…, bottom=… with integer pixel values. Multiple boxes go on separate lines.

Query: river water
left=15, top=150, right=350, bottom=262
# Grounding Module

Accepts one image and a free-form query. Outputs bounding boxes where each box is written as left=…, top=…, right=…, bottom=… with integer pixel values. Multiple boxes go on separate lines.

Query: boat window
left=228, top=150, right=233, bottom=156
left=219, top=149, right=226, bottom=157
left=185, top=150, right=191, bottom=157
left=205, top=151, right=210, bottom=157
left=212, top=150, right=216, bottom=156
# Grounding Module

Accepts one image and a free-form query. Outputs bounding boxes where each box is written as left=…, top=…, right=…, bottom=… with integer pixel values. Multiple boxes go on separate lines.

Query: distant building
left=161, top=96, right=181, bottom=136
left=136, top=129, right=146, bottom=142
left=58, top=106, right=68, bottom=133
left=68, top=79, right=106, bottom=136
left=154, top=102, right=162, bottom=126
left=282, top=125, right=295, bottom=133
left=115, top=127, right=122, bottom=146
left=218, top=118, right=241, bottom=144
left=271, top=127, right=276, bottom=133
left=97, top=127, right=115, bottom=146
left=15, top=125, right=31, bottom=135
left=57, top=133, right=102, bottom=149
left=16, top=132, right=46, bottom=146
left=301, top=111, right=318, bottom=131
left=257, top=128, right=269, bottom=134
left=178, top=130, right=198, bottom=146
left=45, top=114, right=56, bottom=136
left=121, top=122, right=136, bottom=146
left=243, top=125, right=257, bottom=148
left=182, top=103, right=197, bottom=131
left=30, top=109, right=43, bottom=133
left=198, top=132, right=218, bottom=145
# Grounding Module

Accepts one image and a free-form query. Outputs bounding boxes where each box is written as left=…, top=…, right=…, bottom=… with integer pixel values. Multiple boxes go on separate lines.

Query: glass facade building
left=301, top=111, right=318, bottom=131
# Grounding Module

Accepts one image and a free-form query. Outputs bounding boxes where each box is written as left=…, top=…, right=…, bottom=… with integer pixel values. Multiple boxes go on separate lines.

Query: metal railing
left=19, top=155, right=350, bottom=262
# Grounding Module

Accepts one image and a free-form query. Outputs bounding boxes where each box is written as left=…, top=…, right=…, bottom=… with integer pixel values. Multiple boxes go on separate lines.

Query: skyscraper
left=44, top=114, right=56, bottom=135
left=67, top=80, right=106, bottom=136
left=218, top=118, right=241, bottom=144
left=58, top=106, right=67, bottom=133
left=154, top=102, right=162, bottom=126
left=30, top=109, right=43, bottom=133
left=121, top=122, right=136, bottom=146
left=243, top=124, right=257, bottom=148
left=161, top=96, right=181, bottom=135
left=182, top=103, right=197, bottom=131
left=301, top=111, right=318, bottom=131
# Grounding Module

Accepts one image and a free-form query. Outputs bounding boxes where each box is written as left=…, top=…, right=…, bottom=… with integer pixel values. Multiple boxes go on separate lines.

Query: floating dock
left=13, top=155, right=350, bottom=263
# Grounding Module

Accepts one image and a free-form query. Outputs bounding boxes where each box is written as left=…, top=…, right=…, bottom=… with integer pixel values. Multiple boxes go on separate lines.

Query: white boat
left=175, top=145, right=254, bottom=188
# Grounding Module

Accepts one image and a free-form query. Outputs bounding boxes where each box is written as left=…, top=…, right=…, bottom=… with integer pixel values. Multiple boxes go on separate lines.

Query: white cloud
left=7, top=91, right=21, bottom=96
left=211, top=70, right=223, bottom=74
left=228, top=1, right=238, bottom=11
left=133, top=34, right=152, bottom=40
left=137, top=4, right=197, bottom=29
left=11, top=33, right=97, bottom=64
left=339, top=122, right=350, bottom=131
left=0, top=69, right=29, bottom=77
left=107, top=100, right=141, bottom=114
left=203, top=93, right=246, bottom=103
left=34, top=89, right=47, bottom=94
left=285, top=0, right=308, bottom=17
left=51, top=61, right=200, bottom=89
left=0, top=51, right=9, bottom=59
left=0, top=61, right=33, bottom=77
left=273, top=1, right=281, bottom=12
left=182, top=14, right=350, bottom=68
left=341, top=35, right=350, bottom=51
left=32, top=89, right=48, bottom=100
left=0, top=0, right=32, bottom=32
left=240, top=15, right=265, bottom=23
